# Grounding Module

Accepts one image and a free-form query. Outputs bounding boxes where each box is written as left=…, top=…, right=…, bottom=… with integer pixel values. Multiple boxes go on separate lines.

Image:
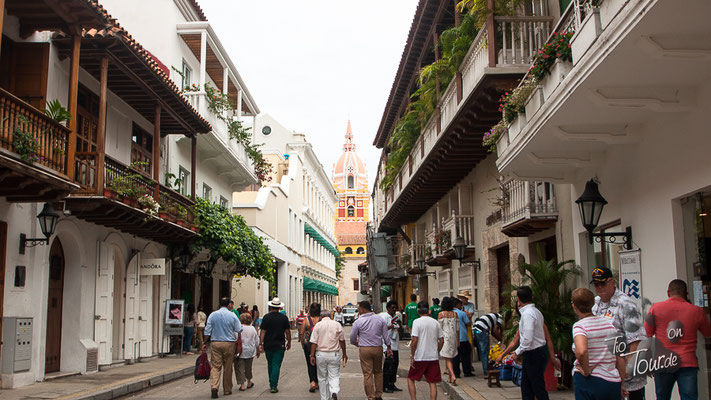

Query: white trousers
left=315, top=351, right=341, bottom=400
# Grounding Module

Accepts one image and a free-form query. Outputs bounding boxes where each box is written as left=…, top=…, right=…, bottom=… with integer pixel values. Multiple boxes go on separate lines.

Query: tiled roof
left=338, top=234, right=366, bottom=245
left=55, top=19, right=211, bottom=133
left=188, top=0, right=209, bottom=21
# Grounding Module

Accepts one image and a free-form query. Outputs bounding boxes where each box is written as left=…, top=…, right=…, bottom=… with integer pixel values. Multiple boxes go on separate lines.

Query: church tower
left=333, top=121, right=369, bottom=305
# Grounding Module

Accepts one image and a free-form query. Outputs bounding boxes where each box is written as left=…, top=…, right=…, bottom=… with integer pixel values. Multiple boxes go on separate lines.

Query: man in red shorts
left=408, top=301, right=444, bottom=400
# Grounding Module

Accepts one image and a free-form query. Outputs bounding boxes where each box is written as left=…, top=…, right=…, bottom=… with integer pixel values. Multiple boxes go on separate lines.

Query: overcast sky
left=199, top=0, right=419, bottom=189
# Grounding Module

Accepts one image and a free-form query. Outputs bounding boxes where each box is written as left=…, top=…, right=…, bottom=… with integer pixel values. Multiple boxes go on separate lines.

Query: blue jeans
left=474, top=329, right=490, bottom=374
left=654, top=367, right=698, bottom=400
left=573, top=373, right=621, bottom=400
left=183, top=326, right=194, bottom=352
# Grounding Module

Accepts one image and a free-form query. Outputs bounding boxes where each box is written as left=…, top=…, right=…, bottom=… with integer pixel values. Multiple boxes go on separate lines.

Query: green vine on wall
left=335, top=254, right=345, bottom=279
left=192, top=198, right=274, bottom=281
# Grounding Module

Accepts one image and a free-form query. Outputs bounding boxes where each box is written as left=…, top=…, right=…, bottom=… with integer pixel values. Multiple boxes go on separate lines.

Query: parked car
left=342, top=306, right=358, bottom=325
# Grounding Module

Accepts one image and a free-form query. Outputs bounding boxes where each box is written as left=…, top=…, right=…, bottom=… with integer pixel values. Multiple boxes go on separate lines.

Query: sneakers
left=383, top=387, right=394, bottom=393
left=270, top=387, right=279, bottom=393
left=211, top=389, right=219, bottom=398
left=391, top=386, right=403, bottom=391
left=331, top=394, right=338, bottom=400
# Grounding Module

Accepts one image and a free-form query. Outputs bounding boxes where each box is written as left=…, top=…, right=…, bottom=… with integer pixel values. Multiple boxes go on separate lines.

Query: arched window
left=356, top=247, right=365, bottom=254
left=347, top=175, right=354, bottom=189
left=347, top=206, right=354, bottom=217
left=345, top=247, right=353, bottom=254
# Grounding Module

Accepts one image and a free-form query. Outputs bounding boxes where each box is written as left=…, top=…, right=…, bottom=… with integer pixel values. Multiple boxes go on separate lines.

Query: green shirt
left=232, top=309, right=240, bottom=318
left=429, top=304, right=442, bottom=320
left=404, top=302, right=419, bottom=328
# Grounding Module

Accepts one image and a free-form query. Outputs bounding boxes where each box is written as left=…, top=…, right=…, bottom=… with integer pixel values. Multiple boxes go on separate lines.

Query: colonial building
left=1, top=0, right=262, bottom=387
left=235, top=115, right=338, bottom=319
left=333, top=122, right=368, bottom=306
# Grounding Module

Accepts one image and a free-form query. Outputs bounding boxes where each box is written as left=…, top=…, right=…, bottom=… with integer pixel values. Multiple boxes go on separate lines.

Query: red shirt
left=296, top=313, right=307, bottom=325
left=644, top=297, right=711, bottom=367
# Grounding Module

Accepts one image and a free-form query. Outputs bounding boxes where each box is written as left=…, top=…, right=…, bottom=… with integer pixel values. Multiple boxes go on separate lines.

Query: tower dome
left=333, top=121, right=367, bottom=192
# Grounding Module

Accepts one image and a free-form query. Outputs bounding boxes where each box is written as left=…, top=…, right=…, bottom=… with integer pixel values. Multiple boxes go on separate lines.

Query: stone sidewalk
left=0, top=355, right=197, bottom=400
left=440, top=373, right=573, bottom=400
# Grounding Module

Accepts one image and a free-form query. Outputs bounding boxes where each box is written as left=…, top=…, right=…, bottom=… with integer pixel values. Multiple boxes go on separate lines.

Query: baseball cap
left=590, top=267, right=613, bottom=284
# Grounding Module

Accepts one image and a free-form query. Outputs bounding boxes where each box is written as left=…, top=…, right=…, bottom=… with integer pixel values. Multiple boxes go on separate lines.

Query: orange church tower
left=333, top=121, right=369, bottom=257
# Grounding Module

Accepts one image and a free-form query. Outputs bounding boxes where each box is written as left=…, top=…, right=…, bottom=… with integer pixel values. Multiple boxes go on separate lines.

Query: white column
left=237, top=90, right=243, bottom=119
left=222, top=67, right=229, bottom=95
left=199, top=31, right=207, bottom=89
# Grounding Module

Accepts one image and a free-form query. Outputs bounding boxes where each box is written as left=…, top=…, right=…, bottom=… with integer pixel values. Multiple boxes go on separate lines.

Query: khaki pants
left=234, top=357, right=254, bottom=385
left=197, top=326, right=205, bottom=349
left=210, top=342, right=235, bottom=393
left=359, top=346, right=384, bottom=400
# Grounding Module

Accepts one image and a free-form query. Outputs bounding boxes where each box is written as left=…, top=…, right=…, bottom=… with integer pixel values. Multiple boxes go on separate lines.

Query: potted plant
left=571, top=6, right=602, bottom=65
left=103, top=187, right=118, bottom=200
left=434, top=229, right=451, bottom=253
left=483, top=121, right=508, bottom=154
left=528, top=31, right=574, bottom=100
left=137, top=194, right=160, bottom=218
left=11, top=116, right=40, bottom=164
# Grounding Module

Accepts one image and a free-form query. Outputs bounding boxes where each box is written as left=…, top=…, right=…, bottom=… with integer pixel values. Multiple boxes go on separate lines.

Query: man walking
left=645, top=279, right=711, bottom=400
left=512, top=286, right=549, bottom=400
left=452, top=298, right=474, bottom=377
left=379, top=300, right=403, bottom=393
left=407, top=301, right=444, bottom=400
left=310, top=310, right=348, bottom=400
left=259, top=297, right=291, bottom=393
left=403, top=294, right=419, bottom=335
left=203, top=297, right=242, bottom=399
left=591, top=266, right=647, bottom=399
left=350, top=300, right=392, bottom=400
left=473, top=312, right=503, bottom=375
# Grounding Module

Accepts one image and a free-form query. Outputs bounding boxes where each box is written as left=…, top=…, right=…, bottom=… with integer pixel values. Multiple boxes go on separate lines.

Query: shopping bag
left=194, top=351, right=211, bottom=383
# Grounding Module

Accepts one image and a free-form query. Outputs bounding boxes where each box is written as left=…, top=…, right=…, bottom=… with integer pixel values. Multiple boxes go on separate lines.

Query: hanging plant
left=483, top=120, right=508, bottom=152
left=528, top=31, right=574, bottom=82
left=192, top=198, right=274, bottom=281
left=11, top=115, right=41, bottom=164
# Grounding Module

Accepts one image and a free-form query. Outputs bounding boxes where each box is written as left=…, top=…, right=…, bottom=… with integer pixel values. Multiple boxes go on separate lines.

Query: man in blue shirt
left=203, top=297, right=242, bottom=399
left=452, top=298, right=474, bottom=378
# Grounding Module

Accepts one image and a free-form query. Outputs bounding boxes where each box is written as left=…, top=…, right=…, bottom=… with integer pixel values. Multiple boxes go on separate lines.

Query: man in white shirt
left=407, top=301, right=444, bottom=400
left=379, top=300, right=403, bottom=393
left=310, top=310, right=347, bottom=400
left=512, top=286, right=549, bottom=400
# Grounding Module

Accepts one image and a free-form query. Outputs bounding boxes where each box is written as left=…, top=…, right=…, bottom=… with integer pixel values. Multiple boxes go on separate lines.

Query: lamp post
left=20, top=202, right=60, bottom=254
left=575, top=179, right=632, bottom=250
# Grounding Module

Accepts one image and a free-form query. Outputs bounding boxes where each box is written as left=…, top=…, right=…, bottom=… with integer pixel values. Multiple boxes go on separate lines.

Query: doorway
left=45, top=239, right=65, bottom=373
left=111, top=250, right=125, bottom=361
left=0, top=221, right=7, bottom=370
left=496, top=246, right=511, bottom=310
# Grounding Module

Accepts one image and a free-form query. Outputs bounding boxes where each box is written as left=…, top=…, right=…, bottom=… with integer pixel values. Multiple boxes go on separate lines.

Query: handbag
left=194, top=351, right=211, bottom=383
left=235, top=332, right=243, bottom=356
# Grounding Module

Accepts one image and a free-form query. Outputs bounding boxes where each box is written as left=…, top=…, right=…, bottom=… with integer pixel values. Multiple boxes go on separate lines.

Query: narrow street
left=121, top=326, right=448, bottom=400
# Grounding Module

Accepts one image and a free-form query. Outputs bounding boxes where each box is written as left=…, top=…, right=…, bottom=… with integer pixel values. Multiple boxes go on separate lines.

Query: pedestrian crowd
left=188, top=266, right=710, bottom=400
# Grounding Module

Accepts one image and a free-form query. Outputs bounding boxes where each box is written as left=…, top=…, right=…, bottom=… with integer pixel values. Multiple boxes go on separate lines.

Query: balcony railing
left=382, top=14, right=553, bottom=213
left=0, top=88, right=70, bottom=176
left=502, top=179, right=557, bottom=227
left=443, top=213, right=475, bottom=247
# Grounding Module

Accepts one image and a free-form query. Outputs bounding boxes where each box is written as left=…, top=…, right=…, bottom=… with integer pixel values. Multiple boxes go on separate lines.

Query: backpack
left=194, top=351, right=211, bottom=383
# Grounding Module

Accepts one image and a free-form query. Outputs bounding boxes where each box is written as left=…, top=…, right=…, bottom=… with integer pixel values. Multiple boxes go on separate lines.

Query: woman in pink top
left=571, top=288, right=627, bottom=400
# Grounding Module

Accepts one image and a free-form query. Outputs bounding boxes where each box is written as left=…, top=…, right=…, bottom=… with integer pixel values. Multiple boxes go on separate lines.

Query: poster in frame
left=165, top=299, right=185, bottom=325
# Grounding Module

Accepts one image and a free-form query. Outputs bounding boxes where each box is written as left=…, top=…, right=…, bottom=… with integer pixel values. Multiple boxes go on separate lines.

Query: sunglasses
left=592, top=281, right=609, bottom=288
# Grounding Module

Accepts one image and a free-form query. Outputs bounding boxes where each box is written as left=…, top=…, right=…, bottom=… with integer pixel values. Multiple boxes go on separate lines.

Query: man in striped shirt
left=473, top=312, right=503, bottom=375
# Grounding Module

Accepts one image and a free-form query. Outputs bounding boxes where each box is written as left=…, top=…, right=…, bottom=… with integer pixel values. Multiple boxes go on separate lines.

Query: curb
left=397, top=368, right=473, bottom=400
left=60, top=365, right=194, bottom=400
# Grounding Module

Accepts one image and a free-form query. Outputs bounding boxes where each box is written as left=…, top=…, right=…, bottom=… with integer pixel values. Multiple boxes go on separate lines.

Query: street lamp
left=452, top=236, right=467, bottom=261
left=575, top=179, right=632, bottom=249
left=20, top=202, right=60, bottom=254
left=416, top=258, right=425, bottom=272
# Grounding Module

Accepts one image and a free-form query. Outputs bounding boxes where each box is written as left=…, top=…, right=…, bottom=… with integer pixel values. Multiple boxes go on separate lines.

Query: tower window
left=348, top=206, right=354, bottom=217
left=347, top=175, right=354, bottom=189
left=345, top=247, right=353, bottom=254
left=356, top=247, right=365, bottom=254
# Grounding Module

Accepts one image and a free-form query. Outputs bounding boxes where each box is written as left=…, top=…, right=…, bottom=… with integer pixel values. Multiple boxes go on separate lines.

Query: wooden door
left=9, top=42, right=49, bottom=110
left=0, top=221, right=7, bottom=367
left=200, top=277, right=212, bottom=314
left=45, top=239, right=65, bottom=373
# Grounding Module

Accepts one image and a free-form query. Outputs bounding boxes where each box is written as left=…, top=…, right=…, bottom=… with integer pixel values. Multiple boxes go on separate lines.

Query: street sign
left=619, top=249, right=643, bottom=312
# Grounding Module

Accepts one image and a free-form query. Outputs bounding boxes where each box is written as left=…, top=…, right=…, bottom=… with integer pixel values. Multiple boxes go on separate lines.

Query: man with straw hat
left=457, top=290, right=476, bottom=374
left=259, top=297, right=291, bottom=393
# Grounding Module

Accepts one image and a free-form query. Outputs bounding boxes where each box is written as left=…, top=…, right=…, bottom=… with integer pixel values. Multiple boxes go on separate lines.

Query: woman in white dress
left=438, top=296, right=459, bottom=385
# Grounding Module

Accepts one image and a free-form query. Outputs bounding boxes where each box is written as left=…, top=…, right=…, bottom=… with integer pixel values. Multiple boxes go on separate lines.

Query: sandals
left=238, top=387, right=246, bottom=392
left=247, top=383, right=254, bottom=389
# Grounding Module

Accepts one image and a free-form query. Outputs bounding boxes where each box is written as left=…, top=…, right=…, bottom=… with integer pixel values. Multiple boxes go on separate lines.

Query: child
left=234, top=313, right=260, bottom=391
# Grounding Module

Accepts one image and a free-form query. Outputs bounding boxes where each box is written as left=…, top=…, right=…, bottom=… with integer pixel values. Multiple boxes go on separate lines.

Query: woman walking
left=438, top=297, right=459, bottom=385
left=333, top=306, right=344, bottom=326
left=235, top=313, right=260, bottom=391
left=183, top=303, right=196, bottom=355
left=571, top=288, right=627, bottom=400
left=299, top=303, right=321, bottom=392
left=252, top=305, right=261, bottom=329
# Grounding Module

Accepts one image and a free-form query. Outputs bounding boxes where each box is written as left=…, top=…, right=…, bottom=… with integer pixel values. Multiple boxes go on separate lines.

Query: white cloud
left=199, top=0, right=418, bottom=189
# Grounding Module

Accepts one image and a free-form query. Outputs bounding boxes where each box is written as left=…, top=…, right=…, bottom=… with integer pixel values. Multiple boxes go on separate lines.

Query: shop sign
left=619, top=249, right=642, bottom=311
left=140, top=258, right=166, bottom=275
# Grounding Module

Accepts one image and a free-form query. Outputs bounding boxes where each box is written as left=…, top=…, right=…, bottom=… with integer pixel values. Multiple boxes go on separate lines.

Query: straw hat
left=267, top=297, right=285, bottom=308
left=457, top=290, right=472, bottom=299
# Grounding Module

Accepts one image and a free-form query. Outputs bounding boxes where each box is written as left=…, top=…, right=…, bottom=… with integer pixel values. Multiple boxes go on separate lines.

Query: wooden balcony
left=379, top=14, right=554, bottom=229
left=65, top=155, right=198, bottom=244
left=0, top=88, right=79, bottom=201
left=501, top=179, right=557, bottom=237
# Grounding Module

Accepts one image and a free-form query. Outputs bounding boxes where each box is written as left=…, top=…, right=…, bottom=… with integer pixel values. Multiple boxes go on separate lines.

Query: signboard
left=619, top=249, right=642, bottom=312
left=140, top=258, right=165, bottom=275
left=165, top=299, right=185, bottom=325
